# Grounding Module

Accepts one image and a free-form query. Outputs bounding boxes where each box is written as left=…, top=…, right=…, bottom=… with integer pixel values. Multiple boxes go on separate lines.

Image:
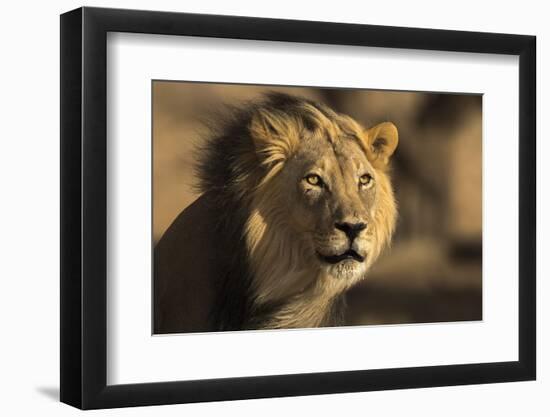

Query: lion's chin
left=320, top=258, right=367, bottom=281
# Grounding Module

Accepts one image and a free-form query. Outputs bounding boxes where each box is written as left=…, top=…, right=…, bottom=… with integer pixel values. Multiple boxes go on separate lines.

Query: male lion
left=154, top=93, right=398, bottom=333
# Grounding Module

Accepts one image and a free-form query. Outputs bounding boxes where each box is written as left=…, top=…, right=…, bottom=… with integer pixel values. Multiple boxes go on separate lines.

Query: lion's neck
left=250, top=271, right=347, bottom=329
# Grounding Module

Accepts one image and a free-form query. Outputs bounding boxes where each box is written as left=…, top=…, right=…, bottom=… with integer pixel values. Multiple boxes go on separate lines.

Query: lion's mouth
left=318, top=249, right=365, bottom=264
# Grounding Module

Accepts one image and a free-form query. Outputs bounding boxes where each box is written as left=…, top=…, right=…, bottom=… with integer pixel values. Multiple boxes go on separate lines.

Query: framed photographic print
left=60, top=6, right=536, bottom=409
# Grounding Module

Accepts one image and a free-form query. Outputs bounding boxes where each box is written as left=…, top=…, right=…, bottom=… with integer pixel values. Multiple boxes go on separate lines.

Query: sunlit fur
left=197, top=93, right=398, bottom=330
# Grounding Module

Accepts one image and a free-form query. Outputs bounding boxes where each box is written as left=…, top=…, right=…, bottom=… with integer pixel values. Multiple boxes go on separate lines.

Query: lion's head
left=198, top=93, right=398, bottom=328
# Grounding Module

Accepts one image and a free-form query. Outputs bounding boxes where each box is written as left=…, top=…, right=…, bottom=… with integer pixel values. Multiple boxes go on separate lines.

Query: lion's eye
left=359, top=174, right=373, bottom=187
left=305, top=174, right=323, bottom=187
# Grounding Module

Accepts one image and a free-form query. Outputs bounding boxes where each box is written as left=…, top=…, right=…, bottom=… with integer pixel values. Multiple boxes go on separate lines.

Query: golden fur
left=156, top=93, right=399, bottom=333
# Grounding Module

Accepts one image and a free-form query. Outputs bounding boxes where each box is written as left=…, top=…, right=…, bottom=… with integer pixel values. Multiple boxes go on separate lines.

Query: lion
left=154, top=92, right=398, bottom=333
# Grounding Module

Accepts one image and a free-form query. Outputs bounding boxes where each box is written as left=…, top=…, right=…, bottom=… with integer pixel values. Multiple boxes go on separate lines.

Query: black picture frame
left=60, top=6, right=536, bottom=410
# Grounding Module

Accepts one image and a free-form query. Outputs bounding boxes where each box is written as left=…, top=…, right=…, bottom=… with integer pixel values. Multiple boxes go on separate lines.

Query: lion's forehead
left=295, top=135, right=371, bottom=180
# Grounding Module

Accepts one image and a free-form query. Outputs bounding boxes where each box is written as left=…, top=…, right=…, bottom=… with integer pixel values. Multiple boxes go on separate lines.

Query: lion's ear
left=249, top=109, right=298, bottom=168
left=364, top=122, right=399, bottom=169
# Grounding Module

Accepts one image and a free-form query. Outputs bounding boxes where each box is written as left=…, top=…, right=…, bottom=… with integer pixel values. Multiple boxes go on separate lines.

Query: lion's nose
left=334, top=221, right=367, bottom=241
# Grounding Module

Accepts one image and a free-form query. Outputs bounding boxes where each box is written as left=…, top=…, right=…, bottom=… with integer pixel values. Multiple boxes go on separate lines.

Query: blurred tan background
left=153, top=81, right=482, bottom=325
